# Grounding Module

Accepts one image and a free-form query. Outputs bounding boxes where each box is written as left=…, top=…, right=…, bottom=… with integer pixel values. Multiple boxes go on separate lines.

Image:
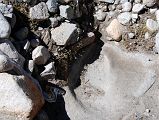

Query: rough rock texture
left=0, top=73, right=44, bottom=120
left=64, top=43, right=159, bottom=120
left=51, top=22, right=78, bottom=46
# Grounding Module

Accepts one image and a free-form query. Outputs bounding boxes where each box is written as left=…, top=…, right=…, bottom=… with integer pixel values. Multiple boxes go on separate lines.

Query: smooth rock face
left=146, top=19, right=159, bottom=32
left=143, top=0, right=156, bottom=7
left=51, top=22, right=78, bottom=46
left=0, top=54, right=13, bottom=72
left=29, top=2, right=49, bottom=20
left=0, top=39, right=25, bottom=66
left=106, top=19, right=123, bottom=41
left=117, top=12, right=131, bottom=25
left=122, top=2, right=132, bottom=12
left=65, top=43, right=159, bottom=120
left=132, top=3, right=144, bottom=13
left=0, top=12, right=11, bottom=38
left=32, top=45, right=50, bottom=65
left=0, top=73, right=44, bottom=120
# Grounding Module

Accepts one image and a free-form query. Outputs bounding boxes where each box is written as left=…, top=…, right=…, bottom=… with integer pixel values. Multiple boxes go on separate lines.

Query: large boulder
left=0, top=73, right=44, bottom=120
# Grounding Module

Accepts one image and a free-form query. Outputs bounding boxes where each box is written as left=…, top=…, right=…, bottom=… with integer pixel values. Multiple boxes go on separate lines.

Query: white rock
left=0, top=54, right=13, bottom=72
left=0, top=73, right=44, bottom=120
left=51, top=22, right=78, bottom=46
left=132, top=4, right=145, bottom=13
left=150, top=8, right=157, bottom=14
left=32, top=46, right=50, bottom=65
left=155, top=10, right=159, bottom=23
left=120, top=0, right=128, bottom=3
left=29, top=2, right=49, bottom=20
left=155, top=32, right=159, bottom=53
left=24, top=40, right=30, bottom=51
left=49, top=17, right=58, bottom=28
left=106, top=19, right=123, bottom=41
left=0, top=12, right=11, bottom=38
left=46, top=0, right=58, bottom=13
left=128, top=32, right=135, bottom=39
left=146, top=19, right=159, bottom=32
left=117, top=12, right=132, bottom=25
left=132, top=13, right=138, bottom=23
left=98, top=0, right=114, bottom=3
left=143, top=0, right=156, bottom=7
left=59, top=5, right=75, bottom=20
left=28, top=60, right=34, bottom=73
left=0, top=39, right=25, bottom=66
left=122, top=2, right=132, bottom=12
left=94, top=9, right=106, bottom=21
left=135, top=0, right=142, bottom=3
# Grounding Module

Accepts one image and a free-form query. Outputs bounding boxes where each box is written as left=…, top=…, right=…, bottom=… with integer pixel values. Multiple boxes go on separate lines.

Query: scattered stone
left=117, top=12, right=132, bottom=25
left=128, top=32, right=135, bottom=39
left=143, top=0, right=156, bottom=7
left=29, top=2, right=49, bottom=20
left=146, top=19, right=159, bottom=32
left=28, top=60, right=34, bottom=73
left=46, top=0, right=58, bottom=13
left=145, top=32, right=150, bottom=39
left=49, top=17, right=58, bottom=28
left=106, top=19, right=123, bottom=41
left=0, top=12, right=11, bottom=38
left=150, top=8, right=157, bottom=14
left=0, top=73, right=44, bottom=120
left=94, top=9, right=107, bottom=21
left=14, top=27, right=29, bottom=41
left=59, top=5, right=75, bottom=20
left=0, top=39, right=25, bottom=66
left=132, top=13, right=138, bottom=23
left=132, top=3, right=145, bottom=13
left=32, top=46, right=50, bottom=65
left=122, top=2, right=132, bottom=12
left=0, top=54, right=13, bottom=72
left=51, top=22, right=78, bottom=46
left=40, top=62, right=56, bottom=81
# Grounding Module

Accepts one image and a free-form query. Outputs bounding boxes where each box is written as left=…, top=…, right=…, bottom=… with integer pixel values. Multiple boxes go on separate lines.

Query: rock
left=106, top=19, right=123, bottom=41
left=32, top=46, right=50, bottom=65
left=132, top=13, right=138, bottom=23
left=143, top=0, right=156, bottom=7
left=146, top=19, right=159, bottom=32
left=122, top=2, right=132, bottom=12
left=30, top=39, right=40, bottom=48
left=46, top=0, right=58, bottom=13
left=28, top=60, right=34, bottom=73
left=155, top=32, right=159, bottom=52
left=0, top=54, right=13, bottom=72
left=128, top=32, right=135, bottom=39
left=24, top=40, right=30, bottom=51
left=0, top=39, right=25, bottom=66
left=120, top=0, right=128, bottom=3
left=94, top=9, right=106, bottom=21
left=59, top=5, right=75, bottom=20
left=14, top=27, right=29, bottom=41
left=29, top=2, right=49, bottom=20
left=98, top=0, right=114, bottom=3
left=40, top=62, right=56, bottom=81
left=135, top=0, right=141, bottom=3
left=0, top=73, right=44, bottom=120
left=150, top=8, right=157, bottom=14
left=117, top=12, right=132, bottom=25
left=58, top=0, right=72, bottom=3
left=49, top=17, right=58, bottom=28
left=132, top=3, right=145, bottom=13
left=0, top=12, right=11, bottom=38
left=0, top=3, right=13, bottom=18
left=155, top=10, right=159, bottom=23
left=51, top=22, right=78, bottom=46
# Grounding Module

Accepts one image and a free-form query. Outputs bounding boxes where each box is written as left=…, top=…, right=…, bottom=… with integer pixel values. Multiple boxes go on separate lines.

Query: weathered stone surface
left=32, top=45, right=50, bottom=65
left=0, top=73, right=44, bottom=120
left=29, top=2, right=49, bottom=20
left=51, top=22, right=78, bottom=46
left=106, top=19, right=123, bottom=41
left=143, top=0, right=156, bottom=7
left=146, top=19, right=159, bottom=32
left=117, top=12, right=131, bottom=25
left=0, top=12, right=11, bottom=38
left=65, top=43, right=159, bottom=120
left=132, top=3, right=145, bottom=13
left=0, top=39, right=25, bottom=66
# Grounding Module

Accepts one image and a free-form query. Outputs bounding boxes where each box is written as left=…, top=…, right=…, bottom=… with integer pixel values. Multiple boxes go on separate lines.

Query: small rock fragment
left=143, top=0, right=156, bottom=7
left=146, top=19, right=159, bottom=32
left=46, top=0, right=58, bottom=13
left=32, top=46, right=50, bottom=65
left=117, top=12, right=132, bottom=25
left=122, top=2, right=132, bottom=12
left=106, top=19, right=123, bottom=41
left=28, top=60, right=34, bottom=73
left=94, top=9, right=106, bottom=21
left=128, top=32, right=135, bottom=39
left=132, top=4, right=145, bottom=13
